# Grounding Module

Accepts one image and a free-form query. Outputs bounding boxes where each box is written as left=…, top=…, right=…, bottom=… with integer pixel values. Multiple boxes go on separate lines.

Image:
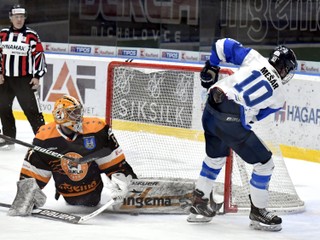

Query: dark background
left=1, top=0, right=319, bottom=60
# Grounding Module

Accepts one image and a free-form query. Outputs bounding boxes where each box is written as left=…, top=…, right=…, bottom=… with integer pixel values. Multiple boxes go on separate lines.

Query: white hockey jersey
left=209, top=38, right=285, bottom=129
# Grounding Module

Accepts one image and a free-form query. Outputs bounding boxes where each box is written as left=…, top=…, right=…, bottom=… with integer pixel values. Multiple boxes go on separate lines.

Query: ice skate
left=249, top=196, right=282, bottom=231
left=187, top=189, right=219, bottom=223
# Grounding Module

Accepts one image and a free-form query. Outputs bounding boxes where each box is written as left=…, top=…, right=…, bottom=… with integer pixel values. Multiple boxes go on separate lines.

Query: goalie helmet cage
left=106, top=61, right=304, bottom=214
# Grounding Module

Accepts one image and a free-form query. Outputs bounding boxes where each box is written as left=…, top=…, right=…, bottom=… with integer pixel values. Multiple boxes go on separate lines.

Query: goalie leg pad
left=8, top=178, right=46, bottom=216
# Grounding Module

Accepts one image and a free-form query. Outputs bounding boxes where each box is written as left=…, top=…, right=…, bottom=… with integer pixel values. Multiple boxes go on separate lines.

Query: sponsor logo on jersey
left=61, top=152, right=88, bottom=181
left=83, top=136, right=96, bottom=150
left=58, top=180, right=97, bottom=194
left=1, top=41, right=28, bottom=56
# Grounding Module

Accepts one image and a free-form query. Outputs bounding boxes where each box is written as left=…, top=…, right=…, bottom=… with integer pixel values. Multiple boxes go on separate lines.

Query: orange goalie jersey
left=19, top=117, right=137, bottom=206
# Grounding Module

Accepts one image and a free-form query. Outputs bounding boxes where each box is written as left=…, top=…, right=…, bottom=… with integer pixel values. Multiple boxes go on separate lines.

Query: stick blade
left=33, top=209, right=82, bottom=224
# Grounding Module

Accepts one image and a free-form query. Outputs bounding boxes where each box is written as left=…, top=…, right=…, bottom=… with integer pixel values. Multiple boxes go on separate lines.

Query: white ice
left=0, top=120, right=319, bottom=240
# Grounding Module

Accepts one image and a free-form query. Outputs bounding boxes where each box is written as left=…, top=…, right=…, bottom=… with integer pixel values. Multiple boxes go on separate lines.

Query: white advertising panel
left=275, top=74, right=320, bottom=150
left=13, top=54, right=124, bottom=118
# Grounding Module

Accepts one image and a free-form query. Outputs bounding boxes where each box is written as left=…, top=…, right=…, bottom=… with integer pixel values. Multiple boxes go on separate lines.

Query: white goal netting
left=107, top=61, right=304, bottom=214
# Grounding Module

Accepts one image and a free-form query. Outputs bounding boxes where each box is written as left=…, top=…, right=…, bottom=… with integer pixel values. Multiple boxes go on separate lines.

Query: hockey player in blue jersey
left=188, top=38, right=297, bottom=231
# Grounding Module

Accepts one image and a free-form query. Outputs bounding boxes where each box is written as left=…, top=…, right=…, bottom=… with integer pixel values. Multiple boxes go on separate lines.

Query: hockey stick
left=0, top=199, right=115, bottom=224
left=0, top=133, right=109, bottom=164
left=78, top=199, right=115, bottom=223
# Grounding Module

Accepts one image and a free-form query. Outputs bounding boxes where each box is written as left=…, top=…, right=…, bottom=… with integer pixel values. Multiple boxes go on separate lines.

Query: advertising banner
left=14, top=54, right=113, bottom=118
left=110, top=64, right=195, bottom=128
left=274, top=74, right=320, bottom=150
left=11, top=53, right=320, bottom=160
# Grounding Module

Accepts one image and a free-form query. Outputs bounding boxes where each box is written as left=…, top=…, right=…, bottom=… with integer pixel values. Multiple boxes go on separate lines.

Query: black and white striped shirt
left=0, top=24, right=46, bottom=78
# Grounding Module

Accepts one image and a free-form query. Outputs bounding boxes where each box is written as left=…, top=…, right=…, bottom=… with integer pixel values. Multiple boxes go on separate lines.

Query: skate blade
left=250, top=220, right=282, bottom=232
left=187, top=213, right=213, bottom=223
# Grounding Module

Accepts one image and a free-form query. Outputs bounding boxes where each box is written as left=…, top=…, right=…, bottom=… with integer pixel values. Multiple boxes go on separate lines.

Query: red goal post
left=106, top=60, right=304, bottom=214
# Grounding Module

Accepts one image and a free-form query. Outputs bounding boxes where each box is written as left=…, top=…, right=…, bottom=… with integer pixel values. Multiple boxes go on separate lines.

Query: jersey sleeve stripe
left=20, top=168, right=51, bottom=184
left=97, top=152, right=126, bottom=171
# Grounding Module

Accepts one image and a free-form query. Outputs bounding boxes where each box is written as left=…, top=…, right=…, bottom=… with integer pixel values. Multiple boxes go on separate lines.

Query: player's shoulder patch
left=35, top=122, right=60, bottom=140
left=82, top=117, right=106, bottom=134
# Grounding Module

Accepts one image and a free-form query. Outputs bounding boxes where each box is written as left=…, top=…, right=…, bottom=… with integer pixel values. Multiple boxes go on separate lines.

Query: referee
left=0, top=4, right=47, bottom=150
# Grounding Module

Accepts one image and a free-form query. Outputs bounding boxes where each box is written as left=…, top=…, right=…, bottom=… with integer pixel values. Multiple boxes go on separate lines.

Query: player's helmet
left=52, top=95, right=84, bottom=133
left=268, top=45, right=297, bottom=85
left=9, top=4, right=27, bottom=18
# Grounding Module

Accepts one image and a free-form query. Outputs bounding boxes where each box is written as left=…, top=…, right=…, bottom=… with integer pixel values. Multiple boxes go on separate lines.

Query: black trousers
left=202, top=96, right=272, bottom=164
left=0, top=75, right=45, bottom=138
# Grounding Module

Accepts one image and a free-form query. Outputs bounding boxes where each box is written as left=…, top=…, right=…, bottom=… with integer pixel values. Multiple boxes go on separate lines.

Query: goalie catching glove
left=110, top=173, right=132, bottom=203
left=8, top=178, right=46, bottom=216
left=200, top=60, right=220, bottom=89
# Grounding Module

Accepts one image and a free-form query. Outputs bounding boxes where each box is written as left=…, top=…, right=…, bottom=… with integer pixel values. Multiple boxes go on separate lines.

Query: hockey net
left=106, top=60, right=304, bottom=214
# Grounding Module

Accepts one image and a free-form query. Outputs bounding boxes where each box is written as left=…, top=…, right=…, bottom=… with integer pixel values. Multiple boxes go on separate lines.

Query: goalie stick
left=0, top=199, right=115, bottom=224
left=0, top=133, right=110, bottom=164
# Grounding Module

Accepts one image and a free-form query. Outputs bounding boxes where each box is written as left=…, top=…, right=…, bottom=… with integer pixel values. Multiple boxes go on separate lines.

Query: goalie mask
left=52, top=95, right=84, bottom=133
left=268, top=45, right=297, bottom=85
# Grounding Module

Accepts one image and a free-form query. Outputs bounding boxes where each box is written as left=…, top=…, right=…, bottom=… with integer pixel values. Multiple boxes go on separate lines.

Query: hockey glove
left=110, top=173, right=132, bottom=203
left=200, top=60, right=220, bottom=89
left=8, top=178, right=46, bottom=216
left=209, top=87, right=225, bottom=104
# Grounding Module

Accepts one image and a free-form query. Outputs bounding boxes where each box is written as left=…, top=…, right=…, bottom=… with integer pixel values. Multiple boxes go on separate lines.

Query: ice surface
left=0, top=120, right=319, bottom=240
